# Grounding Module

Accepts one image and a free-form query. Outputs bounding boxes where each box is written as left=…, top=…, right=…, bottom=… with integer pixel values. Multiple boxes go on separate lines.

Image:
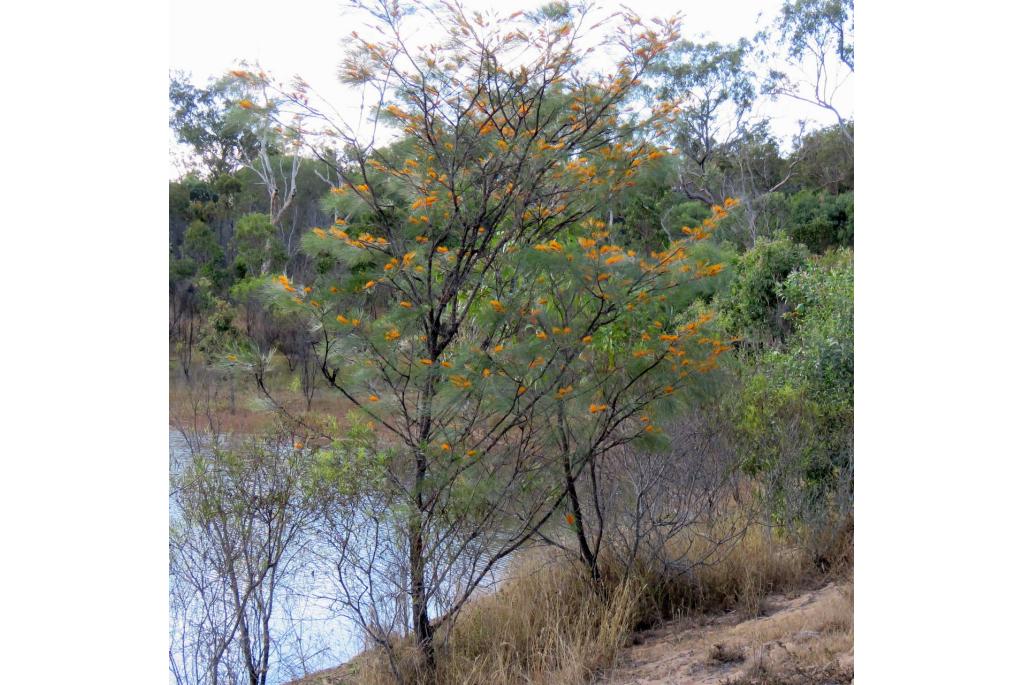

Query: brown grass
left=169, top=360, right=355, bottom=435
left=291, top=520, right=851, bottom=685
left=338, top=554, right=642, bottom=685
left=721, top=582, right=853, bottom=685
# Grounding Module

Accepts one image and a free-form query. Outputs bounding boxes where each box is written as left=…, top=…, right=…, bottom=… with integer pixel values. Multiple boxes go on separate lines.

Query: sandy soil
left=597, top=582, right=853, bottom=685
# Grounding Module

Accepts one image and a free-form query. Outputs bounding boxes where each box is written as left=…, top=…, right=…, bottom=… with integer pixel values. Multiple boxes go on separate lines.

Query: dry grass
left=292, top=520, right=851, bottom=685
left=342, top=553, right=643, bottom=685
left=723, top=582, right=853, bottom=685
left=169, top=361, right=355, bottom=435
left=621, top=518, right=821, bottom=630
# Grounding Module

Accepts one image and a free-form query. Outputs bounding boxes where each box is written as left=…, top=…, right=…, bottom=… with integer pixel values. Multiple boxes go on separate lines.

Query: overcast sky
left=169, top=0, right=853, bottom=176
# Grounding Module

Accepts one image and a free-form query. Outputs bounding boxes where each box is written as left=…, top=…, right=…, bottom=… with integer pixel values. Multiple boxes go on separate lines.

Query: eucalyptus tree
left=760, top=0, right=855, bottom=142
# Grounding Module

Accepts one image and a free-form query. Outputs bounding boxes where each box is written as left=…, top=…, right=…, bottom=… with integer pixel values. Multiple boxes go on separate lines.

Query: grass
left=170, top=357, right=355, bottom=435
left=341, top=554, right=641, bottom=685
left=721, top=582, right=853, bottom=684
left=296, top=518, right=851, bottom=685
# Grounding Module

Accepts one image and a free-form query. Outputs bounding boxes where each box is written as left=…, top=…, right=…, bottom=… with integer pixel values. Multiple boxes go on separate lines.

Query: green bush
left=786, top=190, right=853, bottom=252
left=718, top=236, right=810, bottom=345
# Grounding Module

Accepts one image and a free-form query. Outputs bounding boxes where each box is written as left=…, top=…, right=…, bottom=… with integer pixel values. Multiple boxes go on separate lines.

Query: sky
left=168, top=0, right=853, bottom=177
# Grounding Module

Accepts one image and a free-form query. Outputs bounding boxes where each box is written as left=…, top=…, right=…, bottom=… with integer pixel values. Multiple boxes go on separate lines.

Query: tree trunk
left=563, top=453, right=601, bottom=583
left=409, top=508, right=435, bottom=669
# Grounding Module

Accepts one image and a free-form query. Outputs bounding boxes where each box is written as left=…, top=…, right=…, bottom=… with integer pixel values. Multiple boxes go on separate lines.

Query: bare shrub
left=170, top=432, right=315, bottom=685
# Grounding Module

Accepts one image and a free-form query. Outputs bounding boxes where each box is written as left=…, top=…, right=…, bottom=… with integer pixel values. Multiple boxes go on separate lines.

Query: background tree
left=760, top=0, right=855, bottom=142
left=645, top=40, right=803, bottom=246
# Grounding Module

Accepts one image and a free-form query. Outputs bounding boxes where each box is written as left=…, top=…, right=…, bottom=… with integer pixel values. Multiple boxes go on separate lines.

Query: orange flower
left=589, top=403, right=608, bottom=414
left=238, top=99, right=254, bottom=109
left=517, top=386, right=527, bottom=396
left=293, top=441, right=304, bottom=450
left=384, top=329, right=400, bottom=341
left=364, top=280, right=376, bottom=290
left=369, top=394, right=380, bottom=402
left=489, top=299, right=505, bottom=314
left=581, top=335, right=593, bottom=344
left=467, top=449, right=478, bottom=456
left=565, top=513, right=576, bottom=526
left=536, top=331, right=547, bottom=340
left=336, top=314, right=349, bottom=324
left=441, top=361, right=452, bottom=368
left=482, top=368, right=492, bottom=377
left=399, top=300, right=413, bottom=308
left=420, top=358, right=433, bottom=365
left=493, top=344, right=504, bottom=353
left=441, top=443, right=451, bottom=451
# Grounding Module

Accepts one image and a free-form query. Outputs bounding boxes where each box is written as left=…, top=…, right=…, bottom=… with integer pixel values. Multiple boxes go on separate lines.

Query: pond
left=169, top=429, right=509, bottom=685
left=169, top=429, right=361, bottom=684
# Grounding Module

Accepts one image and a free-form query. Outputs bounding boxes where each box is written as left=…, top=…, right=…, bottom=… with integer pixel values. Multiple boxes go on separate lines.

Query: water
left=169, top=430, right=360, bottom=684
left=169, top=429, right=510, bottom=685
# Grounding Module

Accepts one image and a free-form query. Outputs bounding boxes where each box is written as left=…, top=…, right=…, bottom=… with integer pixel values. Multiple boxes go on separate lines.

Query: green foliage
left=169, top=72, right=262, bottom=176
left=718, top=236, right=810, bottom=344
left=727, top=248, right=852, bottom=521
left=777, top=248, right=853, bottom=412
left=232, top=212, right=285, bottom=278
left=790, top=122, right=854, bottom=193
left=197, top=297, right=243, bottom=357
left=169, top=181, right=191, bottom=220
left=785, top=190, right=853, bottom=252
left=170, top=255, right=198, bottom=281
left=647, top=38, right=759, bottom=205
left=777, top=0, right=854, bottom=71
left=182, top=219, right=229, bottom=290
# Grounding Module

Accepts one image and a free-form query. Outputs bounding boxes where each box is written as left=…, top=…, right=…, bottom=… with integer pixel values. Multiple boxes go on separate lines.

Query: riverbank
left=170, top=359, right=355, bottom=435
left=285, top=522, right=852, bottom=685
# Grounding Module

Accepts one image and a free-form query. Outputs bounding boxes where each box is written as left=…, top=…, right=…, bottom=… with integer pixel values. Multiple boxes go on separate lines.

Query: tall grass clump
left=350, top=551, right=642, bottom=685
left=332, top=513, right=850, bottom=685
